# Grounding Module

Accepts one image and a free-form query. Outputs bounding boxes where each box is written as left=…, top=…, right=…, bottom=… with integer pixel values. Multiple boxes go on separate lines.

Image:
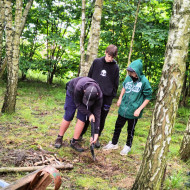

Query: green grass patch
left=75, top=175, right=114, bottom=190
left=0, top=72, right=190, bottom=189
left=164, top=170, right=188, bottom=190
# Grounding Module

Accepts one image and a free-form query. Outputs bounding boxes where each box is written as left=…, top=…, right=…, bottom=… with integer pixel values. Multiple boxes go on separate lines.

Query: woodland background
left=0, top=0, right=190, bottom=189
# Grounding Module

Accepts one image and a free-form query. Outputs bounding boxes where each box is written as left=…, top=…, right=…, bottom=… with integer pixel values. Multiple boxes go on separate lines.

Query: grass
left=0, top=72, right=190, bottom=189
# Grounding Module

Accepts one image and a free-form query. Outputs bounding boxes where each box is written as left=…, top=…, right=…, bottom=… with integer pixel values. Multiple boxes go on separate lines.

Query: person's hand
left=90, top=134, right=99, bottom=144
left=134, top=109, right=141, bottom=117
left=117, top=98, right=122, bottom=107
left=89, top=114, right=95, bottom=122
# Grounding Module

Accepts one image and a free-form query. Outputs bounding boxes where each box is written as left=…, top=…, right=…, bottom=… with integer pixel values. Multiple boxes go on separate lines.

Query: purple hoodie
left=67, top=77, right=103, bottom=134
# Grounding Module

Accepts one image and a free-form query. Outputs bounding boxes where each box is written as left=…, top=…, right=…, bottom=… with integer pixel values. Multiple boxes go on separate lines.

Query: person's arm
left=134, top=79, right=152, bottom=117
left=117, top=87, right=125, bottom=107
left=134, top=99, right=150, bottom=117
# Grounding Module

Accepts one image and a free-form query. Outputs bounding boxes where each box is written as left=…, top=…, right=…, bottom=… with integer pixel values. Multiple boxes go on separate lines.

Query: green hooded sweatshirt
left=118, top=59, right=152, bottom=119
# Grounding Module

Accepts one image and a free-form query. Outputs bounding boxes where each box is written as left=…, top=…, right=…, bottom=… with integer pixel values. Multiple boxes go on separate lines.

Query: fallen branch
left=0, top=163, right=73, bottom=173
left=34, top=158, right=54, bottom=166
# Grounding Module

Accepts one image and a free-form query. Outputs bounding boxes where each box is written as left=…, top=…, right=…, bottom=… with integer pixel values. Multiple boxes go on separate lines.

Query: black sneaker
left=55, top=136, right=63, bottom=148
left=70, top=141, right=84, bottom=152
left=95, top=139, right=100, bottom=148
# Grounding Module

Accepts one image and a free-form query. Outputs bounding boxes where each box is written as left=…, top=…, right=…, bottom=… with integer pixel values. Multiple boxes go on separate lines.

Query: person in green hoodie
left=103, top=59, right=152, bottom=155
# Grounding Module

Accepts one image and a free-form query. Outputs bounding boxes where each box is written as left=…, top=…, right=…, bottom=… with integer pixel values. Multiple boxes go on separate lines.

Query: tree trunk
left=127, top=0, right=141, bottom=66
left=180, top=116, right=190, bottom=161
left=0, top=0, right=6, bottom=78
left=79, top=0, right=103, bottom=77
left=2, top=0, right=33, bottom=113
left=0, top=0, right=5, bottom=65
left=132, top=0, right=190, bottom=189
left=47, top=63, right=57, bottom=85
left=180, top=62, right=189, bottom=107
left=78, top=0, right=86, bottom=76
left=2, top=0, right=14, bottom=113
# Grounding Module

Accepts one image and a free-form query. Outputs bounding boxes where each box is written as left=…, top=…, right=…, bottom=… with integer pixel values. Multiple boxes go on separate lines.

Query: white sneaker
left=102, top=141, right=118, bottom=150
left=120, top=145, right=131, bottom=155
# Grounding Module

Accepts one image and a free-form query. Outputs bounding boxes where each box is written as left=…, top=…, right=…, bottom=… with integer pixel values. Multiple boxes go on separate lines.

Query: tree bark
left=2, top=0, right=14, bottom=112
left=0, top=57, right=7, bottom=78
left=180, top=116, right=190, bottom=161
left=127, top=0, right=141, bottom=66
left=180, top=62, right=189, bottom=107
left=132, top=0, right=190, bottom=189
left=0, top=0, right=5, bottom=66
left=2, top=0, right=33, bottom=113
left=78, top=0, right=86, bottom=76
left=0, top=0, right=7, bottom=78
left=79, top=0, right=103, bottom=77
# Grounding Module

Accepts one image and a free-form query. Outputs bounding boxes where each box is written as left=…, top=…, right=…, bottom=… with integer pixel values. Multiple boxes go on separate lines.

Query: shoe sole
left=55, top=144, right=62, bottom=149
left=120, top=152, right=128, bottom=155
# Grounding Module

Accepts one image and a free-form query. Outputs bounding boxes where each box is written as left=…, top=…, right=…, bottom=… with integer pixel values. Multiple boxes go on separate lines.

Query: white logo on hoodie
left=125, top=81, right=142, bottom=93
left=100, top=70, right=107, bottom=77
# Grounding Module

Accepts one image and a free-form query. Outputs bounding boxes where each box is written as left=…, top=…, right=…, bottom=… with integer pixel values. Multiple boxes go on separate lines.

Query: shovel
left=90, top=120, right=96, bottom=161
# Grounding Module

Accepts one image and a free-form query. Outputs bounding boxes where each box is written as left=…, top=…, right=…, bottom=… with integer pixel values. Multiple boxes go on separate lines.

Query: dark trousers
left=81, top=95, right=112, bottom=137
left=112, top=114, right=138, bottom=148
left=81, top=106, right=109, bottom=136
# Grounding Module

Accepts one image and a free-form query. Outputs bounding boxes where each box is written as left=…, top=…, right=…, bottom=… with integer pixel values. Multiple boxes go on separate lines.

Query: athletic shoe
left=54, top=136, right=63, bottom=148
left=102, top=141, right=118, bottom=150
left=120, top=145, right=131, bottom=155
left=70, top=141, right=84, bottom=152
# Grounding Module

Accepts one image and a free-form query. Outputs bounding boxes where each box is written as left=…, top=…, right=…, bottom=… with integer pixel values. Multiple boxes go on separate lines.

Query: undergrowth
left=0, top=72, right=190, bottom=189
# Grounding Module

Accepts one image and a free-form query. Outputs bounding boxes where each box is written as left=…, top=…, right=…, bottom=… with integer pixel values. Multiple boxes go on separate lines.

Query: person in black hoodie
left=80, top=45, right=119, bottom=148
left=54, top=77, right=103, bottom=152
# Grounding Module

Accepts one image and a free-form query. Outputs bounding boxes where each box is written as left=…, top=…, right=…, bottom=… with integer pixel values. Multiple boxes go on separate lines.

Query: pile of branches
left=1, top=149, right=67, bottom=167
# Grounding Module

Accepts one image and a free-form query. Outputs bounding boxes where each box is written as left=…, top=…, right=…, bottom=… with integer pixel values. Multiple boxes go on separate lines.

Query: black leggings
left=112, top=114, right=138, bottom=148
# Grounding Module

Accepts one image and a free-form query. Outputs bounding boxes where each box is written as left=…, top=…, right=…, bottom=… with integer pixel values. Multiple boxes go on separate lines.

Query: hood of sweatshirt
left=128, top=59, right=143, bottom=80
left=102, top=56, right=117, bottom=65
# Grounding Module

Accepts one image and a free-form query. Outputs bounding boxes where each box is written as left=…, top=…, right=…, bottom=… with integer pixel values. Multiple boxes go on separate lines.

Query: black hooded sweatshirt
left=88, top=56, right=119, bottom=105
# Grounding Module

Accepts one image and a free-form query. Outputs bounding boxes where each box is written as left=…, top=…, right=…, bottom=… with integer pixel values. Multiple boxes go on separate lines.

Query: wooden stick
left=0, top=163, right=73, bottom=173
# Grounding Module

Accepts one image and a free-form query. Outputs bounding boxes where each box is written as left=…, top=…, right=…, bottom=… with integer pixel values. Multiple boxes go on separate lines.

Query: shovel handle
left=90, top=119, right=95, bottom=141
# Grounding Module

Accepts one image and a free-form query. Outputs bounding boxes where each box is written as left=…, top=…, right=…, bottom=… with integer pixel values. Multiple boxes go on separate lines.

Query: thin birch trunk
left=2, top=0, right=33, bottom=113
left=78, top=0, right=86, bottom=76
left=0, top=0, right=6, bottom=78
left=3, top=0, right=13, bottom=94
left=180, top=62, right=189, bottom=106
left=0, top=0, right=5, bottom=65
left=180, top=116, right=190, bottom=161
left=132, top=0, right=190, bottom=189
left=79, top=0, right=103, bottom=77
left=127, top=0, right=141, bottom=66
